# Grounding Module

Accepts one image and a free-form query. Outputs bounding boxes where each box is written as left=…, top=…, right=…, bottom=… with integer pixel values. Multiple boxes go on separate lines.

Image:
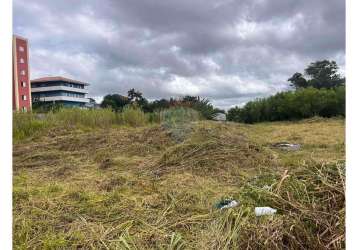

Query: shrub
left=159, top=107, right=201, bottom=126
left=143, top=96, right=222, bottom=120
left=174, top=96, right=222, bottom=120
left=227, top=86, right=345, bottom=123
left=157, top=107, right=201, bottom=142
left=189, top=97, right=221, bottom=120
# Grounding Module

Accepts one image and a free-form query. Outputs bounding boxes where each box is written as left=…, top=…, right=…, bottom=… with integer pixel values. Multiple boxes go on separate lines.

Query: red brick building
left=13, top=35, right=31, bottom=111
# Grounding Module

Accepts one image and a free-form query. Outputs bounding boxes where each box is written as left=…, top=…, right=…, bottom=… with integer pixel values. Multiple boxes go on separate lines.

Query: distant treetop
left=288, top=60, right=345, bottom=89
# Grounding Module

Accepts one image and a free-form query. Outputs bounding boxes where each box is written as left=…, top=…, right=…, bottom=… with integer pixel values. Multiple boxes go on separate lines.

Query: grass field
left=13, top=114, right=345, bottom=249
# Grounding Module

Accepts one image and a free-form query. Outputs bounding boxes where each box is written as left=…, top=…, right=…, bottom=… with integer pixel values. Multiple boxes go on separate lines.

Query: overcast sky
left=13, top=0, right=345, bottom=109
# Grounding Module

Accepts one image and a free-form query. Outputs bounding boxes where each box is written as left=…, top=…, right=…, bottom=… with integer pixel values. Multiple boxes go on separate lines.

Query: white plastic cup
left=255, top=207, right=277, bottom=216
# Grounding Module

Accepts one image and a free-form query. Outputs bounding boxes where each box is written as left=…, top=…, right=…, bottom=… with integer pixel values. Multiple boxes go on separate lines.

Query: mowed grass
left=13, top=117, right=345, bottom=249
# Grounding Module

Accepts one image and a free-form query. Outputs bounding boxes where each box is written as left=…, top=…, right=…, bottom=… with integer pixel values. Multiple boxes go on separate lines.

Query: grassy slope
left=13, top=118, right=345, bottom=249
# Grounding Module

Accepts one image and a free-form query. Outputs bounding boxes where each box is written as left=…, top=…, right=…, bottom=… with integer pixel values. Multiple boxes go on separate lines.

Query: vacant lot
left=13, top=117, right=345, bottom=249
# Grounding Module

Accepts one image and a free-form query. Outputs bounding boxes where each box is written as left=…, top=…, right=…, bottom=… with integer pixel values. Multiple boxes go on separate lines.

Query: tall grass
left=118, top=106, right=148, bottom=127
left=14, top=107, right=203, bottom=142
left=50, top=108, right=117, bottom=129
left=13, top=112, right=49, bottom=141
left=13, top=107, right=153, bottom=141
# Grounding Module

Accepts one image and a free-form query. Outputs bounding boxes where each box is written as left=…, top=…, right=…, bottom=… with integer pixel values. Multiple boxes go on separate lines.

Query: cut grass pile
left=13, top=117, right=345, bottom=249
left=156, top=124, right=274, bottom=178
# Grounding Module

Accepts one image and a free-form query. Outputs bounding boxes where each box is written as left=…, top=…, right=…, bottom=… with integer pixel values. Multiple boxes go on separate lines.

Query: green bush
left=188, top=97, right=222, bottom=120
left=227, top=86, right=345, bottom=123
left=158, top=107, right=201, bottom=143
left=159, top=107, right=201, bottom=126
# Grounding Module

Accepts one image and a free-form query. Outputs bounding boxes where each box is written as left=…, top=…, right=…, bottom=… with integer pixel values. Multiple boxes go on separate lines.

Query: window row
left=63, top=83, right=85, bottom=89
left=31, top=83, right=85, bottom=89
left=62, top=92, right=84, bottom=98
left=33, top=92, right=85, bottom=98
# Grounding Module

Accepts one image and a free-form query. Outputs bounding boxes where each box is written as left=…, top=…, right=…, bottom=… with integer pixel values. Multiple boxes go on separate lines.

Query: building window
left=21, top=81, right=26, bottom=87
left=22, top=95, right=27, bottom=101
left=20, top=70, right=26, bottom=75
left=19, top=46, right=25, bottom=52
left=20, top=58, right=25, bottom=63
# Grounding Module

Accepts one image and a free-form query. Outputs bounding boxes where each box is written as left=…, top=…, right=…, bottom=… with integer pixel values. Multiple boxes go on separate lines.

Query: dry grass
left=13, top=117, right=345, bottom=249
left=155, top=124, right=275, bottom=179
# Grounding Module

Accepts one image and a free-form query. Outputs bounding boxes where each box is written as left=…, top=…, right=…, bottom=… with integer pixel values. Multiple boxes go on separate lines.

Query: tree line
left=227, top=60, right=345, bottom=123
left=101, top=89, right=225, bottom=120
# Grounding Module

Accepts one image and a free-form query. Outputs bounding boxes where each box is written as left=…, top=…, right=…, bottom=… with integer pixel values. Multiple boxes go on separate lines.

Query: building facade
left=31, top=76, right=90, bottom=107
left=13, top=35, right=32, bottom=111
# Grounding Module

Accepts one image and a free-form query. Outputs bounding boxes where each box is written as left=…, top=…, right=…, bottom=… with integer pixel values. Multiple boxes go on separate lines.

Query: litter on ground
left=215, top=199, right=239, bottom=210
left=272, top=142, right=301, bottom=151
left=255, top=207, right=277, bottom=216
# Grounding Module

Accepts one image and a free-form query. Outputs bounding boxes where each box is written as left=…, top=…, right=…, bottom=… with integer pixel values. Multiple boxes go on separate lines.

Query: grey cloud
left=13, top=0, right=345, bottom=109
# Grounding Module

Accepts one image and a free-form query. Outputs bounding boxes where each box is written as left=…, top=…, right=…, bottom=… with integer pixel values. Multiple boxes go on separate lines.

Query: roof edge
left=31, top=76, right=90, bottom=86
left=13, top=34, right=28, bottom=42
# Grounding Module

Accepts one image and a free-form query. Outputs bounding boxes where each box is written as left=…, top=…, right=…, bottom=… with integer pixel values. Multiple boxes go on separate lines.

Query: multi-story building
left=13, top=35, right=32, bottom=111
left=31, top=76, right=90, bottom=108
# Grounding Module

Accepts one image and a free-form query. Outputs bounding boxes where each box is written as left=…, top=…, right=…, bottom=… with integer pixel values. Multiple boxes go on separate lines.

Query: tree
left=101, top=94, right=130, bottom=112
left=126, top=88, right=153, bottom=112
left=305, top=60, right=342, bottom=88
left=287, top=60, right=345, bottom=89
left=175, top=96, right=221, bottom=120
left=149, top=99, right=171, bottom=111
left=127, top=88, right=143, bottom=102
left=288, top=72, right=308, bottom=89
left=182, top=96, right=199, bottom=103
